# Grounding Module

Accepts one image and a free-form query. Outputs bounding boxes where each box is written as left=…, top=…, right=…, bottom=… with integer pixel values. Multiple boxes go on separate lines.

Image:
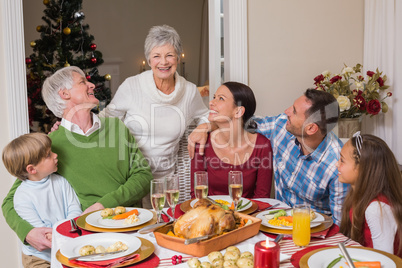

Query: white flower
left=342, top=66, right=354, bottom=75
left=355, top=82, right=364, bottom=90
left=337, top=95, right=351, bottom=112
left=321, top=70, right=331, bottom=77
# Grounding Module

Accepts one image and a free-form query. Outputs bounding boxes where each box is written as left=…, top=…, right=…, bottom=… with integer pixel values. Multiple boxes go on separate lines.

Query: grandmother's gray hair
left=42, top=66, right=85, bottom=118
left=144, top=25, right=183, bottom=64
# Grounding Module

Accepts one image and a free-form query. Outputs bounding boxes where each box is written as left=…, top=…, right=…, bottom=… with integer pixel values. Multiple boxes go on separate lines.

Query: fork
left=69, top=219, right=82, bottom=236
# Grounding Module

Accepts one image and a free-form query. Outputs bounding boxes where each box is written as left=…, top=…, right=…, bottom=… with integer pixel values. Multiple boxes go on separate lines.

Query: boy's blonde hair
left=2, top=133, right=52, bottom=181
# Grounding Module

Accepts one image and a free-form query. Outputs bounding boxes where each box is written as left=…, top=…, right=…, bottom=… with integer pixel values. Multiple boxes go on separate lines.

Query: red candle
left=254, top=238, right=280, bottom=268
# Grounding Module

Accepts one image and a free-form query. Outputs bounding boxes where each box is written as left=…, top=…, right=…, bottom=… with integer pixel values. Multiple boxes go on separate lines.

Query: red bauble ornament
left=86, top=74, right=91, bottom=80
left=91, top=57, right=97, bottom=64
left=25, top=58, right=32, bottom=64
left=89, top=43, right=97, bottom=51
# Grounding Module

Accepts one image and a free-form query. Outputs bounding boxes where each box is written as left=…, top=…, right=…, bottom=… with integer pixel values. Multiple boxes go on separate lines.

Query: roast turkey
left=173, top=199, right=238, bottom=239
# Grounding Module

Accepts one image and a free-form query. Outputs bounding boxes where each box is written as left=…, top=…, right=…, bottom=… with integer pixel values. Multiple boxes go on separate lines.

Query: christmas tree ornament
left=43, top=0, right=50, bottom=5
left=63, top=27, right=71, bottom=35
left=91, top=57, right=97, bottom=64
left=36, top=26, right=42, bottom=32
left=25, top=58, right=32, bottom=64
left=89, top=43, right=97, bottom=51
left=104, top=74, right=112, bottom=81
left=30, top=41, right=36, bottom=48
left=64, top=61, right=70, bottom=67
left=86, top=74, right=91, bottom=80
left=74, top=11, right=85, bottom=20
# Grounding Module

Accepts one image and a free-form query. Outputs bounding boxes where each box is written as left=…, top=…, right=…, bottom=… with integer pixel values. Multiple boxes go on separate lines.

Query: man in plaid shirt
left=188, top=88, right=348, bottom=225
left=254, top=89, right=348, bottom=225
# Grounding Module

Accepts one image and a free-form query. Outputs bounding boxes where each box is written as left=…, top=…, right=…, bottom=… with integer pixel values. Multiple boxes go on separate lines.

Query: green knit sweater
left=2, top=117, right=153, bottom=243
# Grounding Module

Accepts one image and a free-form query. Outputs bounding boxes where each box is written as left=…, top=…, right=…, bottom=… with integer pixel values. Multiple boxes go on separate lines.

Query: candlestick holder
left=254, top=238, right=280, bottom=268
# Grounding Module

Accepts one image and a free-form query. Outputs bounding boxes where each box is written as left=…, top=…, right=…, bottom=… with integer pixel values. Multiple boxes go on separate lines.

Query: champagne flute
left=165, top=174, right=180, bottom=220
left=150, top=179, right=165, bottom=223
left=228, top=171, right=243, bottom=211
left=194, top=171, right=208, bottom=199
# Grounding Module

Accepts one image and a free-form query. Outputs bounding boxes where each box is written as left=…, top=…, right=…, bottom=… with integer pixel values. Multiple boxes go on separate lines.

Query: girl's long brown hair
left=340, top=134, right=402, bottom=255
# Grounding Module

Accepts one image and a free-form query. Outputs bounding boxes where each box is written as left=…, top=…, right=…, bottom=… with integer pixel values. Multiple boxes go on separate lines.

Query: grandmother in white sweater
left=100, top=25, right=209, bottom=180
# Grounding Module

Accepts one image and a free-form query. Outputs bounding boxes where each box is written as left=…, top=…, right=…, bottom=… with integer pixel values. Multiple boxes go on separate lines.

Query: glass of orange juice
left=292, top=204, right=311, bottom=247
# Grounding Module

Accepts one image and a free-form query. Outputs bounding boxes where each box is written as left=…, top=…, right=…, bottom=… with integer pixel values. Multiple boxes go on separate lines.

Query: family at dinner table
left=1, top=24, right=402, bottom=267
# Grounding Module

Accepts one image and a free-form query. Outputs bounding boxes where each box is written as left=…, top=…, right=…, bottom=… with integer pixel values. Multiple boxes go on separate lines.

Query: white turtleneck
left=100, top=70, right=209, bottom=178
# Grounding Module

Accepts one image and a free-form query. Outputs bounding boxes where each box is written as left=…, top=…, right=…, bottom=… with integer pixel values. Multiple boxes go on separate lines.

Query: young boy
left=2, top=133, right=82, bottom=268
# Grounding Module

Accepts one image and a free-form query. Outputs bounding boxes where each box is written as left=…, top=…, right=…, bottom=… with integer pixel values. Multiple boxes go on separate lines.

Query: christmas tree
left=26, top=0, right=112, bottom=133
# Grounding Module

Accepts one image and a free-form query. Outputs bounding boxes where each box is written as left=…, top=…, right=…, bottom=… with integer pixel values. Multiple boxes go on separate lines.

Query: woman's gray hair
left=144, top=25, right=183, bottom=64
left=42, top=66, right=85, bottom=118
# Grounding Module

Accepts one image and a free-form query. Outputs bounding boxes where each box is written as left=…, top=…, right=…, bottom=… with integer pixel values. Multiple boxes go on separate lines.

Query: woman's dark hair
left=223, top=81, right=257, bottom=132
left=304, top=88, right=340, bottom=135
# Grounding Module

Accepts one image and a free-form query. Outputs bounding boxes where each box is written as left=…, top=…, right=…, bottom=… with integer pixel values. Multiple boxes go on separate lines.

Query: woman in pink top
left=191, top=82, right=273, bottom=199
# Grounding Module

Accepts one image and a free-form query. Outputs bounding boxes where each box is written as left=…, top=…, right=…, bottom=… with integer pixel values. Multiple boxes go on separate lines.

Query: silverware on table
left=338, top=242, right=356, bottom=268
left=68, top=249, right=127, bottom=260
left=137, top=220, right=173, bottom=234
left=69, top=219, right=82, bottom=236
left=184, top=235, right=211, bottom=245
left=206, top=197, right=220, bottom=205
left=162, top=210, right=174, bottom=221
left=257, top=202, right=282, bottom=213
left=274, top=234, right=284, bottom=243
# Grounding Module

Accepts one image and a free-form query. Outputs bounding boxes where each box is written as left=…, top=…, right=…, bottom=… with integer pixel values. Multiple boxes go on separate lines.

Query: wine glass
left=228, top=171, right=243, bottom=211
left=165, top=174, right=180, bottom=220
left=194, top=171, right=208, bottom=199
left=150, top=179, right=165, bottom=223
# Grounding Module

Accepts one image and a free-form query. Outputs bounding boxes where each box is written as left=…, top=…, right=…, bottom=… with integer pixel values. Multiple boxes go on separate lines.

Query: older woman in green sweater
left=2, top=66, right=152, bottom=251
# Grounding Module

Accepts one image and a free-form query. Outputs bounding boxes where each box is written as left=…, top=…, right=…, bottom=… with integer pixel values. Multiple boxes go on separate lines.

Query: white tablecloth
left=50, top=198, right=359, bottom=268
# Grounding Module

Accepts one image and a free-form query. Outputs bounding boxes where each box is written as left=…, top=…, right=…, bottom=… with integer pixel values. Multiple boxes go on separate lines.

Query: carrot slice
left=112, top=209, right=138, bottom=220
left=353, top=261, right=381, bottom=268
left=278, top=216, right=293, bottom=223
left=229, top=202, right=235, bottom=210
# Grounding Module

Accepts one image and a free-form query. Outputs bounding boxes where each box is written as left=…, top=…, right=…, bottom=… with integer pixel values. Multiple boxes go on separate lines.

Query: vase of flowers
left=313, top=63, right=392, bottom=138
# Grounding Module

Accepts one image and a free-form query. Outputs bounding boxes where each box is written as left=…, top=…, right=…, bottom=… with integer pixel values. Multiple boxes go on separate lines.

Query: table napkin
left=167, top=204, right=185, bottom=218
left=290, top=244, right=334, bottom=268
left=251, top=200, right=272, bottom=211
left=56, top=217, right=94, bottom=237
left=62, top=253, right=160, bottom=268
left=263, top=224, right=340, bottom=240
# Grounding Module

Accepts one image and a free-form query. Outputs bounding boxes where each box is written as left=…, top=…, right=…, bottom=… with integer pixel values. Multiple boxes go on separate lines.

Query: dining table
left=50, top=198, right=363, bottom=268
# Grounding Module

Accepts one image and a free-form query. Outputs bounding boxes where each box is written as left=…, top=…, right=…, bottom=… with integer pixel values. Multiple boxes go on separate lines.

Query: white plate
left=307, top=247, right=396, bottom=268
left=60, top=233, right=141, bottom=261
left=175, top=244, right=291, bottom=267
left=190, top=195, right=252, bottom=212
left=256, top=210, right=325, bottom=230
left=85, top=208, right=153, bottom=229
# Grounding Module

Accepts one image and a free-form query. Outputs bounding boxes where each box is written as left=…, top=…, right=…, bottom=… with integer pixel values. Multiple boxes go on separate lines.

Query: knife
left=184, top=235, right=211, bottom=245
left=137, top=220, right=173, bottom=234
left=338, top=242, right=356, bottom=268
left=68, top=249, right=127, bottom=261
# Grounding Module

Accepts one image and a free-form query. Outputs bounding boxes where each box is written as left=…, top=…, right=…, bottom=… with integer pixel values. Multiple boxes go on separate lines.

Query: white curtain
left=363, top=0, right=402, bottom=163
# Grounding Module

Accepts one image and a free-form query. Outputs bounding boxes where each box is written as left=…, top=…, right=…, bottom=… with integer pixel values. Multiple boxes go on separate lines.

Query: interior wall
left=23, top=0, right=205, bottom=92
left=248, top=0, right=364, bottom=117
left=0, top=2, right=20, bottom=267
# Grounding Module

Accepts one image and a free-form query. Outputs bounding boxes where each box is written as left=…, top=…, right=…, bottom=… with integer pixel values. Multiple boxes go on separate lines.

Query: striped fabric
left=279, top=233, right=361, bottom=267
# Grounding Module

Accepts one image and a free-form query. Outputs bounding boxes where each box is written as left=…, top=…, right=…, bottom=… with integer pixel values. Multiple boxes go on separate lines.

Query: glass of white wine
left=150, top=178, right=165, bottom=223
left=165, top=174, right=180, bottom=220
left=228, top=171, right=243, bottom=211
left=194, top=171, right=208, bottom=199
